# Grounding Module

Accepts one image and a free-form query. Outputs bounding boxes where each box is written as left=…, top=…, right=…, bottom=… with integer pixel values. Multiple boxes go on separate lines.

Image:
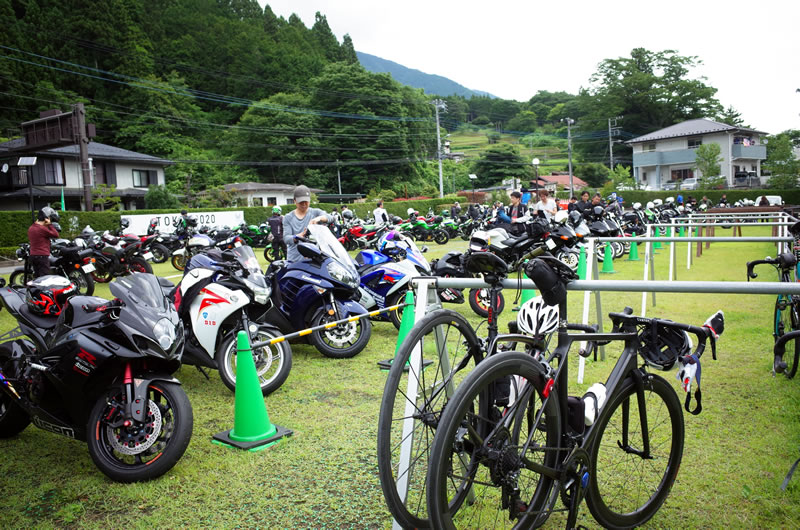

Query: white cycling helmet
left=517, top=296, right=560, bottom=336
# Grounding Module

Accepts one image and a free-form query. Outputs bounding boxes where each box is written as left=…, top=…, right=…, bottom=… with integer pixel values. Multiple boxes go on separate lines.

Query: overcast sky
left=260, top=1, right=799, bottom=135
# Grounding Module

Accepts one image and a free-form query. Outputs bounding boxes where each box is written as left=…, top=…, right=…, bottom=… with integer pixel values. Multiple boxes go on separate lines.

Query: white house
left=0, top=138, right=170, bottom=210
left=222, top=182, right=324, bottom=207
left=627, top=118, right=768, bottom=189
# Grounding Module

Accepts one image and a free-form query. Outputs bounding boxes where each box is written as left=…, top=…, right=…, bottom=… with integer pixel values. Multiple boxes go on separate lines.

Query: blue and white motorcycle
left=355, top=231, right=431, bottom=329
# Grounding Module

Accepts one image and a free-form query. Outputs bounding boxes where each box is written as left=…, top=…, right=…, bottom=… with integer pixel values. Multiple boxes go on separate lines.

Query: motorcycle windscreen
left=112, top=273, right=170, bottom=312
left=308, top=224, right=357, bottom=272
left=230, top=245, right=261, bottom=275
left=396, top=234, right=430, bottom=273
left=111, top=273, right=180, bottom=354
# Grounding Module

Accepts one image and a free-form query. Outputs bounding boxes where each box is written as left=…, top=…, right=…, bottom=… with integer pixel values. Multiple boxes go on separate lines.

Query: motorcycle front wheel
left=150, top=243, right=170, bottom=264
left=309, top=309, right=372, bottom=358
left=171, top=254, right=187, bottom=271
left=217, top=327, right=292, bottom=396
left=468, top=287, right=505, bottom=318
left=433, top=230, right=449, bottom=245
left=0, top=344, right=31, bottom=437
left=8, top=268, right=28, bottom=287
left=87, top=381, right=193, bottom=483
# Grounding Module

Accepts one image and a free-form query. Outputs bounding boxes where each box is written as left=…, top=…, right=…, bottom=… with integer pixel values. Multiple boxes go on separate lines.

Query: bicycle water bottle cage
left=464, top=251, right=508, bottom=287
left=637, top=321, right=691, bottom=371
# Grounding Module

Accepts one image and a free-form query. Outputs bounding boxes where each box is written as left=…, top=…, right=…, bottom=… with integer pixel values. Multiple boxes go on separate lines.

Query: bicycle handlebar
left=747, top=253, right=797, bottom=280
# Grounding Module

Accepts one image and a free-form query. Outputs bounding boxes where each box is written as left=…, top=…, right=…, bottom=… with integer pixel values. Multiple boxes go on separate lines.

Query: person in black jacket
left=267, top=206, right=287, bottom=259
left=576, top=190, right=591, bottom=213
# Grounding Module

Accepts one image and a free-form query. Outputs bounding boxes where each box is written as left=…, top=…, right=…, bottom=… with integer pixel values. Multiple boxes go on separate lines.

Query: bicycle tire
left=377, top=309, right=483, bottom=529
left=586, top=373, right=684, bottom=529
left=426, top=351, right=562, bottom=529
left=774, top=295, right=800, bottom=378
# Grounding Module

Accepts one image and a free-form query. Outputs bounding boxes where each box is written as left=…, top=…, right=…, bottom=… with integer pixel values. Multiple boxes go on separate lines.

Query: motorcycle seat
left=501, top=234, right=528, bottom=246
left=19, top=305, right=59, bottom=329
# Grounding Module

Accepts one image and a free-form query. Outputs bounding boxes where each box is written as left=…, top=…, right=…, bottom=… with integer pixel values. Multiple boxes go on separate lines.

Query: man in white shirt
left=373, top=200, right=389, bottom=224
left=533, top=189, right=558, bottom=221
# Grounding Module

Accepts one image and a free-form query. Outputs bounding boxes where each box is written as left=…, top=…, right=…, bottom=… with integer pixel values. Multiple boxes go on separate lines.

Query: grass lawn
left=0, top=225, right=798, bottom=528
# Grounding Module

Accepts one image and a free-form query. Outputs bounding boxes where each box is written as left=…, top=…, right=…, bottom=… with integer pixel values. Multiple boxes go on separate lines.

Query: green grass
left=0, top=226, right=799, bottom=528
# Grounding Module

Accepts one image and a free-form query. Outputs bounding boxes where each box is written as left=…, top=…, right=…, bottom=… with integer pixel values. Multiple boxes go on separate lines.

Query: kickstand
left=195, top=366, right=211, bottom=380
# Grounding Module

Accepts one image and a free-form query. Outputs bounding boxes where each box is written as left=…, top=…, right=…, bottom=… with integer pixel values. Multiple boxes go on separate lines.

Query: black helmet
left=592, top=205, right=604, bottom=216
left=637, top=323, right=691, bottom=371
left=25, top=275, right=77, bottom=316
left=120, top=218, right=130, bottom=229
left=187, top=217, right=198, bottom=227
left=181, top=209, right=188, bottom=216
left=37, top=206, right=59, bottom=223
left=342, top=209, right=354, bottom=220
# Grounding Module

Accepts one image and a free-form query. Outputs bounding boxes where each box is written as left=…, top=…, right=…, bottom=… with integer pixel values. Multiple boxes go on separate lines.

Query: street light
left=469, top=174, right=477, bottom=201
left=532, top=158, right=540, bottom=195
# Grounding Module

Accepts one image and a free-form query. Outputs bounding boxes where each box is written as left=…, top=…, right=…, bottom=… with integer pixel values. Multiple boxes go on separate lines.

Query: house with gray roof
left=0, top=138, right=171, bottom=211
left=626, top=118, right=768, bottom=189
left=222, top=182, right=324, bottom=207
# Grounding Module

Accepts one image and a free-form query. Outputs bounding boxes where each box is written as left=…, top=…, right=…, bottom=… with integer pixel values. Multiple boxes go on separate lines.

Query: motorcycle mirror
left=298, top=242, right=324, bottom=261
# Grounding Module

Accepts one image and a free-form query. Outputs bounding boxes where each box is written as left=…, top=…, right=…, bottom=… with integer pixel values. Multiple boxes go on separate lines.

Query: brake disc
left=107, top=400, right=163, bottom=455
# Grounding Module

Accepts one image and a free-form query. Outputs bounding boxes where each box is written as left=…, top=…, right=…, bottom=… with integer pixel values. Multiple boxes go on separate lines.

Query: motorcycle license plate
left=234, top=241, right=242, bottom=248
left=82, top=263, right=96, bottom=273
left=545, top=238, right=557, bottom=250
left=156, top=237, right=163, bottom=242
left=143, top=251, right=154, bottom=260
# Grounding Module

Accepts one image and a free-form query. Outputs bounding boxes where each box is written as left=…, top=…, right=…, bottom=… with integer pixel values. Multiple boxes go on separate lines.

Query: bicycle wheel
left=586, top=373, right=684, bottom=529
left=774, top=295, right=800, bottom=378
left=377, top=309, right=483, bottom=529
left=427, top=351, right=562, bottom=529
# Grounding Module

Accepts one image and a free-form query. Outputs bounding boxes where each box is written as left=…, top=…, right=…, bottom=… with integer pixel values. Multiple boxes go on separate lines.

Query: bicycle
left=747, top=252, right=799, bottom=378
left=425, top=256, right=725, bottom=529
left=377, top=250, right=596, bottom=529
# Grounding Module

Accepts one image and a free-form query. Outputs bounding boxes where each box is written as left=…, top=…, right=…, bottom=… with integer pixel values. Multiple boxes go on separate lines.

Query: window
left=132, top=170, right=147, bottom=187
left=267, top=197, right=277, bottom=206
left=643, top=143, right=656, bottom=152
left=671, top=168, right=694, bottom=180
left=43, top=159, right=64, bottom=185
left=688, top=137, right=702, bottom=149
left=252, top=197, right=263, bottom=206
left=286, top=198, right=295, bottom=205
left=642, top=171, right=648, bottom=180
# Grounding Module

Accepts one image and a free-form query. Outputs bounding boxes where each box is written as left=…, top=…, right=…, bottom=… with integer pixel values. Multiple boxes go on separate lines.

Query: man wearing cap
left=283, top=185, right=329, bottom=262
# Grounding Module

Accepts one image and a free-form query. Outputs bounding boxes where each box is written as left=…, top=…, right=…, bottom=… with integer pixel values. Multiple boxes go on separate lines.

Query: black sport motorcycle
left=10, top=241, right=97, bottom=296
left=0, top=273, right=193, bottom=482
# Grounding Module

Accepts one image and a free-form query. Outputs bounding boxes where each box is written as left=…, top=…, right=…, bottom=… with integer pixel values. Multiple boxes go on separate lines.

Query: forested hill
left=356, top=51, right=495, bottom=99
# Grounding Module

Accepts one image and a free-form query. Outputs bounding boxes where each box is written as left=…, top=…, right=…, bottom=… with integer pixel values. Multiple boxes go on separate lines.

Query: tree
left=764, top=133, right=800, bottom=188
left=472, top=144, right=531, bottom=187
left=574, top=162, right=610, bottom=188
left=576, top=48, right=723, bottom=163
left=92, top=185, right=121, bottom=211
left=717, top=105, right=747, bottom=127
left=693, top=143, right=725, bottom=189
left=145, top=185, right=181, bottom=209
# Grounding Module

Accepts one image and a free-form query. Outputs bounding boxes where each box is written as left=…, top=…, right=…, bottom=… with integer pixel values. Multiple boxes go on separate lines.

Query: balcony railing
left=732, top=144, right=766, bottom=159
left=633, top=149, right=697, bottom=166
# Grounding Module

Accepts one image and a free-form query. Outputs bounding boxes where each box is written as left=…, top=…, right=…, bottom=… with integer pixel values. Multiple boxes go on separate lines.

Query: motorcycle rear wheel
left=0, top=345, right=31, bottom=437
left=87, top=381, right=193, bottom=483
left=91, top=263, right=113, bottom=283
left=66, top=268, right=96, bottom=296
left=8, top=268, right=29, bottom=287
left=150, top=243, right=170, bottom=264
left=264, top=245, right=284, bottom=263
left=433, top=230, right=449, bottom=245
left=129, top=256, right=153, bottom=274
left=468, top=287, right=505, bottom=318
left=217, top=327, right=292, bottom=396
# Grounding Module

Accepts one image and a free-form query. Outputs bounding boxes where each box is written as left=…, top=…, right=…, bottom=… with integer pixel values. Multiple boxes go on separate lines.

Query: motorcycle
left=0, top=273, right=192, bottom=482
left=9, top=240, right=97, bottom=296
left=354, top=232, right=430, bottom=329
left=171, top=245, right=291, bottom=395
left=82, top=229, right=154, bottom=282
left=267, top=224, right=371, bottom=358
left=171, top=228, right=242, bottom=272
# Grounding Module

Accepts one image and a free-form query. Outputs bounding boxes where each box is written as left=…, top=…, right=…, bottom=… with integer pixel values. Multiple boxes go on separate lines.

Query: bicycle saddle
left=464, top=252, right=508, bottom=286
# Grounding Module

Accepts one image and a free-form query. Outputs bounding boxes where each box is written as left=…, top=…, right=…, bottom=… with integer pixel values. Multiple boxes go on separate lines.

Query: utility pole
left=563, top=118, right=575, bottom=197
left=608, top=116, right=622, bottom=170
left=432, top=99, right=447, bottom=198
left=73, top=103, right=93, bottom=211
left=336, top=159, right=342, bottom=195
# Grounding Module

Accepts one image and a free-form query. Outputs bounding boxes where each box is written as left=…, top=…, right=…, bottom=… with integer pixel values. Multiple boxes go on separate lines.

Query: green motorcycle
left=400, top=215, right=449, bottom=245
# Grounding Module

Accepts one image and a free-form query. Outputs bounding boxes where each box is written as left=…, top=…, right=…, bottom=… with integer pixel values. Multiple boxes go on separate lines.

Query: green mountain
left=356, top=51, right=495, bottom=99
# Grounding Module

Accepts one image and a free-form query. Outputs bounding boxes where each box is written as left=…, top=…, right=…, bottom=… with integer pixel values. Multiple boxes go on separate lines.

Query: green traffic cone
left=213, top=331, right=292, bottom=451
left=628, top=238, right=640, bottom=261
left=600, top=242, right=616, bottom=274
left=653, top=227, right=663, bottom=250
left=378, top=290, right=419, bottom=370
left=577, top=245, right=587, bottom=280
left=679, top=226, right=685, bottom=237
left=519, top=270, right=537, bottom=306
left=665, top=227, right=672, bottom=245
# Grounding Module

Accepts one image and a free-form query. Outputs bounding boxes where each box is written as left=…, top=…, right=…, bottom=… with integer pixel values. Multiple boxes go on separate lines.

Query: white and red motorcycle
left=172, top=245, right=292, bottom=396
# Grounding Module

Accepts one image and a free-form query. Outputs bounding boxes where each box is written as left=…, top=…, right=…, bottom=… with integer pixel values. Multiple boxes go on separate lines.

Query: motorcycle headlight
left=328, top=261, right=357, bottom=287
left=153, top=318, right=177, bottom=351
left=243, top=278, right=271, bottom=305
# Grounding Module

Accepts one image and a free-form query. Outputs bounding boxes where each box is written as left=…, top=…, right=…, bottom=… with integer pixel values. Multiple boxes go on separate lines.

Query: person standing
left=330, top=207, right=343, bottom=237
left=576, top=191, right=591, bottom=213
left=283, top=185, right=329, bottom=262
left=533, top=189, right=557, bottom=221
left=373, top=200, right=389, bottom=224
left=267, top=205, right=287, bottom=259
left=506, top=191, right=529, bottom=235
left=28, top=206, right=60, bottom=278
left=450, top=201, right=461, bottom=219
left=567, top=196, right=578, bottom=212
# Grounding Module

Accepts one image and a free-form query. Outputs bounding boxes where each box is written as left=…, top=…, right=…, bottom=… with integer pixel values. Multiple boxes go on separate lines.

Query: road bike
left=747, top=252, right=799, bottom=378
left=424, top=256, right=724, bottom=529
left=377, top=249, right=596, bottom=529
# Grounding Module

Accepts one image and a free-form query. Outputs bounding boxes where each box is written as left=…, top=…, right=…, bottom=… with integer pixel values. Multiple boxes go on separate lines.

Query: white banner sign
left=120, top=211, right=246, bottom=235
